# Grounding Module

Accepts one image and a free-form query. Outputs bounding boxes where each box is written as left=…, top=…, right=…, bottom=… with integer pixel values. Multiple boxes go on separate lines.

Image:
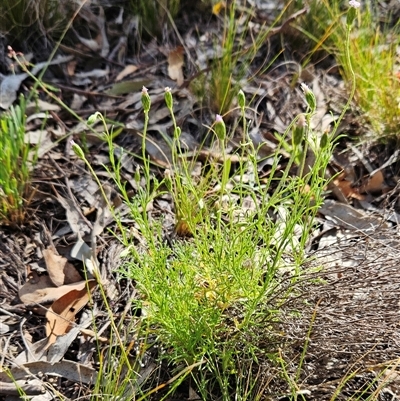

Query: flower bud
left=300, top=83, right=316, bottom=112
left=70, top=140, right=85, bottom=159
left=347, top=1, right=360, bottom=26
left=164, top=169, right=172, bottom=191
left=320, top=132, right=329, bottom=149
left=164, top=87, right=173, bottom=110
left=87, top=112, right=100, bottom=125
left=293, top=114, right=306, bottom=146
left=141, top=86, right=151, bottom=112
left=349, top=0, right=360, bottom=7
left=237, top=89, right=246, bottom=110
left=134, top=165, right=141, bottom=184
left=214, top=114, right=226, bottom=141
left=174, top=126, right=181, bottom=138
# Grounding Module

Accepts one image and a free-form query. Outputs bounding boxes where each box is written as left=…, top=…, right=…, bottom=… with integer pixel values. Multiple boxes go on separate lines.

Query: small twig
left=19, top=317, right=38, bottom=363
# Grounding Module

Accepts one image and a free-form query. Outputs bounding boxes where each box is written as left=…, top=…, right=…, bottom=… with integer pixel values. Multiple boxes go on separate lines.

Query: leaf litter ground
left=0, top=1, right=400, bottom=400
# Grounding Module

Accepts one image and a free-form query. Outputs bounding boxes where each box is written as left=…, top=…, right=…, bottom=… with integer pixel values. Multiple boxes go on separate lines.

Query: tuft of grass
left=0, top=0, right=75, bottom=44
left=128, top=0, right=181, bottom=39
left=203, top=2, right=284, bottom=114
left=294, top=0, right=400, bottom=137
left=71, top=82, right=335, bottom=399
left=72, top=12, right=360, bottom=387
left=0, top=96, right=35, bottom=224
left=339, top=5, right=400, bottom=137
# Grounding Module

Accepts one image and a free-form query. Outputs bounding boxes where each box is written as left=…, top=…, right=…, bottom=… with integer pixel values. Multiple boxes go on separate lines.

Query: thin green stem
left=334, top=24, right=356, bottom=134
left=142, top=109, right=150, bottom=175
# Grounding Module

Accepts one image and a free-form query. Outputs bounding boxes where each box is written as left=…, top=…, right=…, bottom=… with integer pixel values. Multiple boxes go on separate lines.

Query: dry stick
left=18, top=317, right=38, bottom=363
left=0, top=326, right=15, bottom=367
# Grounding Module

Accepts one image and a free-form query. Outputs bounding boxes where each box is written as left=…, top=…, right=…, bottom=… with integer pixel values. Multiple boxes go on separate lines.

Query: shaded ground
left=1, top=1, right=400, bottom=400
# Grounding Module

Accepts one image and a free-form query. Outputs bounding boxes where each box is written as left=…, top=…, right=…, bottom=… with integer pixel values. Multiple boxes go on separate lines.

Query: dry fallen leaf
left=0, top=380, right=44, bottom=396
left=167, top=46, right=184, bottom=86
left=67, top=59, right=78, bottom=76
left=14, top=337, right=50, bottom=364
left=46, top=280, right=96, bottom=346
left=19, top=272, right=57, bottom=307
left=27, top=99, right=61, bottom=112
left=0, top=360, right=97, bottom=385
left=43, top=248, right=82, bottom=287
left=79, top=35, right=99, bottom=51
left=359, top=170, right=385, bottom=194
left=116, top=64, right=138, bottom=81
left=79, top=328, right=108, bottom=342
left=332, top=171, right=364, bottom=200
left=56, top=193, right=90, bottom=236
left=0, top=315, right=20, bottom=335
left=47, top=327, right=83, bottom=363
left=319, top=199, right=389, bottom=232
left=106, top=79, right=152, bottom=95
left=19, top=275, right=93, bottom=307
left=0, top=55, right=72, bottom=109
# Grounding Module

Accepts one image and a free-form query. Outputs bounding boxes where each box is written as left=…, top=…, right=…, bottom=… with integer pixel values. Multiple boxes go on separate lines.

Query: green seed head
left=293, top=115, right=306, bottom=146
left=300, top=83, right=317, bottom=112
left=70, top=140, right=85, bottom=159
left=214, top=114, right=226, bottom=141
left=164, top=87, right=173, bottom=110
left=174, top=126, right=181, bottom=138
left=141, top=86, right=151, bottom=112
left=237, top=90, right=246, bottom=110
left=87, top=112, right=101, bottom=125
left=347, top=1, right=360, bottom=26
left=320, top=132, right=329, bottom=149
